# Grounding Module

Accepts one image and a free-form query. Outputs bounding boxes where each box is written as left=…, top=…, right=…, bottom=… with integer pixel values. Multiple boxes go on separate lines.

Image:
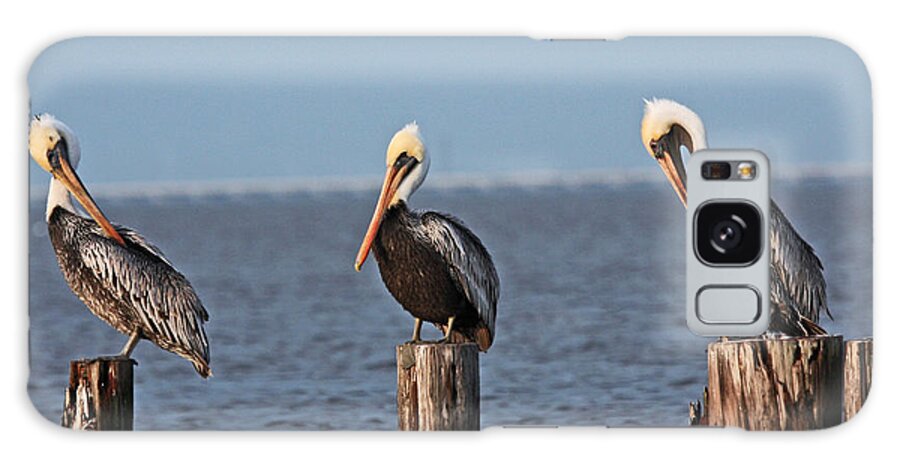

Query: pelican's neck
left=680, top=115, right=708, bottom=152
left=691, top=130, right=708, bottom=152
left=46, top=178, right=76, bottom=221
left=392, top=157, right=430, bottom=206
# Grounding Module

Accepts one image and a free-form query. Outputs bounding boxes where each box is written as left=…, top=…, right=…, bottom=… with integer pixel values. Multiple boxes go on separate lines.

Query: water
left=27, top=176, right=873, bottom=429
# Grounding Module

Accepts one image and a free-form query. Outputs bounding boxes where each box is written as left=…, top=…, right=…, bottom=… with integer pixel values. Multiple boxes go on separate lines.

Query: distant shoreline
left=29, top=164, right=872, bottom=202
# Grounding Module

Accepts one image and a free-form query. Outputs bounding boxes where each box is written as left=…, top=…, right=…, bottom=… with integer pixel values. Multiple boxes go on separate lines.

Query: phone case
left=27, top=37, right=872, bottom=430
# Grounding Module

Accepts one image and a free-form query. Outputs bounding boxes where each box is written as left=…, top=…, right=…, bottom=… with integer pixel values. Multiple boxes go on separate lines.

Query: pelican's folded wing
left=420, top=212, right=500, bottom=340
left=74, top=218, right=211, bottom=373
left=769, top=201, right=830, bottom=322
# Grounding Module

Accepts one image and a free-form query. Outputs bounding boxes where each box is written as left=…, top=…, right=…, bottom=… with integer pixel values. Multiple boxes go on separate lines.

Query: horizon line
left=28, top=164, right=872, bottom=202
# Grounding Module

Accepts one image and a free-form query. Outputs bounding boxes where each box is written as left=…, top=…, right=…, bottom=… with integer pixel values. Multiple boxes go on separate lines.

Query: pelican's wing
left=420, top=212, right=500, bottom=339
left=769, top=200, right=831, bottom=323
left=114, top=225, right=174, bottom=267
left=769, top=263, right=826, bottom=336
left=76, top=217, right=210, bottom=375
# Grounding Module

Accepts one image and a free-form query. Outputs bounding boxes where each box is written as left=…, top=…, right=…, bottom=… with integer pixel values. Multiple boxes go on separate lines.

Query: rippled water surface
left=27, top=176, right=872, bottom=429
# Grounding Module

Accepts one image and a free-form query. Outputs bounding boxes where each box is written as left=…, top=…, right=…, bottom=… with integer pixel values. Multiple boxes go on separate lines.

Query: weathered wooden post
left=705, top=335, right=843, bottom=430
left=396, top=343, right=480, bottom=431
left=61, top=357, right=136, bottom=430
left=843, top=338, right=873, bottom=421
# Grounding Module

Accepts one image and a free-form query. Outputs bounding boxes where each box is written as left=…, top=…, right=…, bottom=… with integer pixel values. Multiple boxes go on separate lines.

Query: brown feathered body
left=372, top=202, right=499, bottom=351
left=47, top=207, right=211, bottom=377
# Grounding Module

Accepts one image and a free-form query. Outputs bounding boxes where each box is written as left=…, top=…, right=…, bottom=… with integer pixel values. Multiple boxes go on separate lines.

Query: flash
left=737, top=162, right=757, bottom=180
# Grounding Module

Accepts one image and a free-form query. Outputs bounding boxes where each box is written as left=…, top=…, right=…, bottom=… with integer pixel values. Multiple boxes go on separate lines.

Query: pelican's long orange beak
left=658, top=153, right=687, bottom=207
left=54, top=154, right=126, bottom=246
left=354, top=162, right=412, bottom=271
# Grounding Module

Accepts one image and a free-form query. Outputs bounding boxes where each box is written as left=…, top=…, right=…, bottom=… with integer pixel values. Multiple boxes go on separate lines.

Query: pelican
left=29, top=114, right=211, bottom=377
left=640, top=99, right=832, bottom=336
left=354, top=123, right=499, bottom=351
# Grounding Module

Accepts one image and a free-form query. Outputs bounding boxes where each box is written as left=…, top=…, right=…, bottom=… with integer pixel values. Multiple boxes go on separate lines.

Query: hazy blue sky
left=28, top=37, right=871, bottom=188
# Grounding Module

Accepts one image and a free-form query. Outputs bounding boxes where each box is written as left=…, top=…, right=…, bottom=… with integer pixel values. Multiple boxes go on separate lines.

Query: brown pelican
left=640, top=98, right=832, bottom=336
left=354, top=123, right=499, bottom=351
left=29, top=114, right=211, bottom=377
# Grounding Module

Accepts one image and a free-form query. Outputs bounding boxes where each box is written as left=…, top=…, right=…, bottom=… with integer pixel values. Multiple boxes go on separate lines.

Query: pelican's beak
left=653, top=132, right=688, bottom=207
left=50, top=144, right=126, bottom=246
left=354, top=158, right=415, bottom=271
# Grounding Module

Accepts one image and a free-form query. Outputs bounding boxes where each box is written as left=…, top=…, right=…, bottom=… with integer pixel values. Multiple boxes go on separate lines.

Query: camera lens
left=710, top=218, right=744, bottom=251
left=695, top=202, right=762, bottom=265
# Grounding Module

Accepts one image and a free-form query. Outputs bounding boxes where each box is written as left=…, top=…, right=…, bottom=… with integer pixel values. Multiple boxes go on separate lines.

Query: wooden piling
left=705, top=335, right=843, bottom=430
left=61, top=357, right=136, bottom=430
left=843, top=338, right=873, bottom=421
left=396, top=343, right=480, bottom=431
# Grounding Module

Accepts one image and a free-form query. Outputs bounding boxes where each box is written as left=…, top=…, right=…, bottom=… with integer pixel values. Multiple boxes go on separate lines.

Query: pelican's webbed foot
left=437, top=316, right=457, bottom=344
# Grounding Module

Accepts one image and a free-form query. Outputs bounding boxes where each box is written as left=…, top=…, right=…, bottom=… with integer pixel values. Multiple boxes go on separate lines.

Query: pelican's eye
left=649, top=140, right=662, bottom=159
left=394, top=152, right=410, bottom=167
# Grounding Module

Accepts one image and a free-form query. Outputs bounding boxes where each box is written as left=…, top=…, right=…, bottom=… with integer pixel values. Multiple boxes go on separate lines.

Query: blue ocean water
left=27, top=176, right=872, bottom=429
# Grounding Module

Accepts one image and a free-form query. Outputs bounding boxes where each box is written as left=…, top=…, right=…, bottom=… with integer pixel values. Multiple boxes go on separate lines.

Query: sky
left=27, top=37, right=871, bottom=189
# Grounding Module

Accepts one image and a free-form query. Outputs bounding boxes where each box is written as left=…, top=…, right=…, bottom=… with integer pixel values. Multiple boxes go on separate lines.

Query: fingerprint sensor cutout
left=696, top=286, right=761, bottom=324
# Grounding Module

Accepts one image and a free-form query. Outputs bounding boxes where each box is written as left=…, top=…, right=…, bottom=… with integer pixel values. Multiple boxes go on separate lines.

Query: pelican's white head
left=385, top=122, right=429, bottom=205
left=29, top=114, right=81, bottom=173
left=640, top=98, right=707, bottom=206
left=28, top=114, right=124, bottom=244
left=355, top=122, right=431, bottom=271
